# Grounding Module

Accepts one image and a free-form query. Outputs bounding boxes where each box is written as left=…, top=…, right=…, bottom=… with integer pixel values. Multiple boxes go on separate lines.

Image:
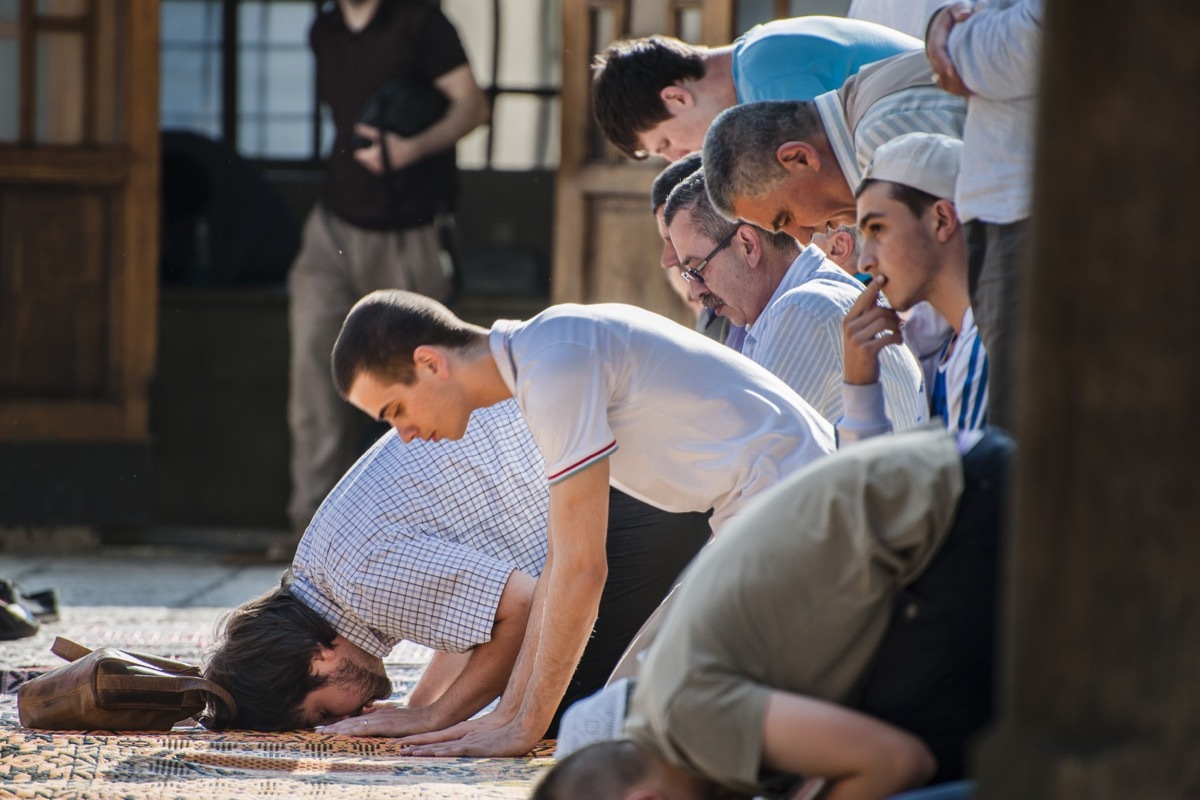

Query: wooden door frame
left=553, top=0, right=733, bottom=309
left=0, top=0, right=159, bottom=442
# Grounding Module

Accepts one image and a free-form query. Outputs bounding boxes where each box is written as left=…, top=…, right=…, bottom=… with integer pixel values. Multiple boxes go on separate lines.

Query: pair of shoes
left=0, top=579, right=58, bottom=621
left=0, top=578, right=59, bottom=640
left=0, top=580, right=38, bottom=641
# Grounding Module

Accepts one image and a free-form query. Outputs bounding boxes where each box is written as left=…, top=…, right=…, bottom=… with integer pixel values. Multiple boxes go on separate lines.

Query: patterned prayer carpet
left=1, top=616, right=553, bottom=799
left=0, top=721, right=553, bottom=800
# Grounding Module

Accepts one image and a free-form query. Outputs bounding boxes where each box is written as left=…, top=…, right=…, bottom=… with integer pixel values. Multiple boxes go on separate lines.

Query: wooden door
left=554, top=0, right=734, bottom=324
left=0, top=1, right=158, bottom=525
left=0, top=0, right=158, bottom=443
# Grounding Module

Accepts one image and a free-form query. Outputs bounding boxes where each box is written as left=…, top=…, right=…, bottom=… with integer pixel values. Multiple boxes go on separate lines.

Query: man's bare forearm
left=417, top=584, right=531, bottom=729
left=408, top=650, right=471, bottom=708
left=321, top=570, right=536, bottom=739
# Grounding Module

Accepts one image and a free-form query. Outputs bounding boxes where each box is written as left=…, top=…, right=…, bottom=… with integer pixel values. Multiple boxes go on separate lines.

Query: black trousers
left=547, top=488, right=711, bottom=737
left=857, top=428, right=1015, bottom=782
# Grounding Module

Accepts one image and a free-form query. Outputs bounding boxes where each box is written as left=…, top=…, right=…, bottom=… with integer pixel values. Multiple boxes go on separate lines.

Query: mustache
left=699, top=292, right=726, bottom=310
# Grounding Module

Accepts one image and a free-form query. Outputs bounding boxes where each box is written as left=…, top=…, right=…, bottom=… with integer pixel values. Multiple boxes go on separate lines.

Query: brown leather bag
left=17, top=636, right=237, bottom=731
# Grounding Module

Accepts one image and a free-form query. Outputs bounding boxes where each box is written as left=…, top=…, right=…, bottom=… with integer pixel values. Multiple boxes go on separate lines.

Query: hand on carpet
left=317, top=704, right=434, bottom=737
left=396, top=710, right=538, bottom=757
left=399, top=721, right=539, bottom=758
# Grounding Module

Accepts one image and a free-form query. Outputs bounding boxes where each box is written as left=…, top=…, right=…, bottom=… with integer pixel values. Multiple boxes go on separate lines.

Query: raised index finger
left=847, top=274, right=887, bottom=319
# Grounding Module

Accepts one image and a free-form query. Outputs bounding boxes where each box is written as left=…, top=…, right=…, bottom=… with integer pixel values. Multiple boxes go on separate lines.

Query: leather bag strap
left=53, top=636, right=199, bottom=676
left=51, top=637, right=92, bottom=662
left=96, top=672, right=239, bottom=718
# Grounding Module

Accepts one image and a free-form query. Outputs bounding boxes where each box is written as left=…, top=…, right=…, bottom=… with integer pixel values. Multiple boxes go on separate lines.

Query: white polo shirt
left=488, top=303, right=835, bottom=532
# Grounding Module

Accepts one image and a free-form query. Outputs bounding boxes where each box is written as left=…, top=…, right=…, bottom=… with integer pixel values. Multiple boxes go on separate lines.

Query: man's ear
left=828, top=229, right=855, bottom=260
left=658, top=84, right=695, bottom=112
left=931, top=198, right=961, bottom=242
left=776, top=140, right=819, bottom=172
left=412, top=344, right=449, bottom=377
left=310, top=637, right=342, bottom=675
left=738, top=225, right=764, bottom=269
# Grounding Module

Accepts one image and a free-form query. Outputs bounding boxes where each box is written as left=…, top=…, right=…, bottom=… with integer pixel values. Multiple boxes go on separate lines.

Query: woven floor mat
left=1, top=643, right=552, bottom=798
left=0, top=691, right=553, bottom=799
left=0, top=728, right=553, bottom=799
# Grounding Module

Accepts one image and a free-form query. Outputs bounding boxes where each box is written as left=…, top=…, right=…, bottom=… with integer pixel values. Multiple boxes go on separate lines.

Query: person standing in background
left=925, top=0, right=1044, bottom=430
left=284, top=0, right=489, bottom=553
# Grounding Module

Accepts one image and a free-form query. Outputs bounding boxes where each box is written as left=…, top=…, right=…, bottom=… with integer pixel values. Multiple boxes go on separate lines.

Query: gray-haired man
left=703, top=50, right=965, bottom=244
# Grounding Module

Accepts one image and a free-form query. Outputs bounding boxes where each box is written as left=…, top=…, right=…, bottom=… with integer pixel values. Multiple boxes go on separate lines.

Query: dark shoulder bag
left=352, top=76, right=449, bottom=148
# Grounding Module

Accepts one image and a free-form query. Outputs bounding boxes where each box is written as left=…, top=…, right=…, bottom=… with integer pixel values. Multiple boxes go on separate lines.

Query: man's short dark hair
left=664, top=169, right=738, bottom=242
left=531, top=740, right=651, bottom=800
left=202, top=580, right=337, bottom=731
left=592, top=36, right=705, bottom=160
left=331, top=289, right=479, bottom=397
left=857, top=178, right=942, bottom=219
left=650, top=152, right=703, bottom=214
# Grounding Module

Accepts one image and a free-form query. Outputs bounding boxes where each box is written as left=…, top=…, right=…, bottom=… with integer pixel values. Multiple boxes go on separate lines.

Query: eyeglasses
left=679, top=226, right=739, bottom=285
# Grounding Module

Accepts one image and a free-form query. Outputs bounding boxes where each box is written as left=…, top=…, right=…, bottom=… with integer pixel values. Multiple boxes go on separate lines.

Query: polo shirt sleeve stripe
left=547, top=440, right=618, bottom=485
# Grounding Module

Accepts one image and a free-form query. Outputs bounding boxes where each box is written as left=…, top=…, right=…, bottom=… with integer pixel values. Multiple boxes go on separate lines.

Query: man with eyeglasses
left=327, top=289, right=835, bottom=757
left=664, top=168, right=926, bottom=433
left=648, top=153, right=734, bottom=348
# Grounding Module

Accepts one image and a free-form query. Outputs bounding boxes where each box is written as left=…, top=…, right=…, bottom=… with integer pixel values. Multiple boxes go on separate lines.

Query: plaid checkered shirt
left=290, top=399, right=549, bottom=657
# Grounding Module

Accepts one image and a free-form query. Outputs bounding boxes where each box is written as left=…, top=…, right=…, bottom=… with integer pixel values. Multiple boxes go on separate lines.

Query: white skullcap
left=862, top=132, right=962, bottom=200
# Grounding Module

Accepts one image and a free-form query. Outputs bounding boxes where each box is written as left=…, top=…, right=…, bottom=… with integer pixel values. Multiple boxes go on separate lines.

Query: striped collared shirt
left=743, top=247, right=927, bottom=430
left=815, top=49, right=967, bottom=191
left=931, top=307, right=989, bottom=433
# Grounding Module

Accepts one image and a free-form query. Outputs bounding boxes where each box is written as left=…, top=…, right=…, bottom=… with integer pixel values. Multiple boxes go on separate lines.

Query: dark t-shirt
left=311, top=0, right=468, bottom=229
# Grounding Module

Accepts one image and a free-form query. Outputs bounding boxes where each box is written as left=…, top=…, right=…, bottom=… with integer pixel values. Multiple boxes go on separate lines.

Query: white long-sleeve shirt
left=943, top=0, right=1044, bottom=223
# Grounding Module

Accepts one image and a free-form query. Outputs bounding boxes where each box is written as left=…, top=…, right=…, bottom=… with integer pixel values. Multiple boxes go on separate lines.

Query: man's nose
left=393, top=423, right=418, bottom=444
left=857, top=245, right=877, bottom=275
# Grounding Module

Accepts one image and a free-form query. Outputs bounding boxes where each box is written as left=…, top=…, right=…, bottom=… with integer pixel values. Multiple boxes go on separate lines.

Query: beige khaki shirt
left=625, top=426, right=965, bottom=794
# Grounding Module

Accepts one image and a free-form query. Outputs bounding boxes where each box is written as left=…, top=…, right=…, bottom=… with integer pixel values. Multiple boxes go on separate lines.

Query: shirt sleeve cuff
left=835, top=382, right=893, bottom=447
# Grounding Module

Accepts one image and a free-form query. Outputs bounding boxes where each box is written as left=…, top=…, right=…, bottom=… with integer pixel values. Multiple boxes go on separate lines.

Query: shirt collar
left=814, top=88, right=862, bottom=191
left=488, top=321, right=518, bottom=393
left=744, top=246, right=827, bottom=341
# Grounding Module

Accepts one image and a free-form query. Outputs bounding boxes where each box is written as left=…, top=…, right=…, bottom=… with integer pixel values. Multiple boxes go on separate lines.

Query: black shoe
left=0, top=577, right=58, bottom=640
left=0, top=598, right=39, bottom=640
left=20, top=588, right=59, bottom=623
